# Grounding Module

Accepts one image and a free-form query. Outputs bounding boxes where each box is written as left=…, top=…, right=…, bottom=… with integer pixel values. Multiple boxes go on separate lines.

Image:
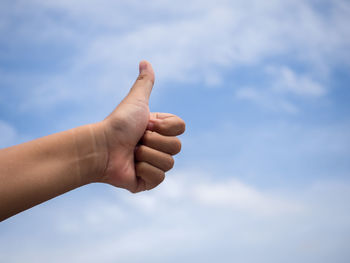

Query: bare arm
left=0, top=61, right=185, bottom=221
left=0, top=124, right=107, bottom=221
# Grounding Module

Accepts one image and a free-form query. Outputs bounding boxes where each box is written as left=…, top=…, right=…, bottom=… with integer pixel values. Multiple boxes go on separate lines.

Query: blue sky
left=1, top=0, right=350, bottom=262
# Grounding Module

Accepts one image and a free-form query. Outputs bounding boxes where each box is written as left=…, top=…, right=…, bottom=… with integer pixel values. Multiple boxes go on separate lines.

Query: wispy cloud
left=1, top=171, right=349, bottom=262
left=235, top=86, right=299, bottom=113
left=269, top=66, right=326, bottom=97
left=235, top=65, right=326, bottom=112
left=193, top=178, right=302, bottom=215
left=1, top=0, right=349, bottom=112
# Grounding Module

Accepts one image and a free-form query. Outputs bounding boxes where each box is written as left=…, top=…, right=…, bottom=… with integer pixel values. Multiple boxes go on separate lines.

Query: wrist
left=72, top=122, right=108, bottom=185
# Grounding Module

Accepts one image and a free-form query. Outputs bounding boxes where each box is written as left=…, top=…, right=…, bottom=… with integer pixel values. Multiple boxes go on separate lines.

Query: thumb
left=127, top=60, right=155, bottom=103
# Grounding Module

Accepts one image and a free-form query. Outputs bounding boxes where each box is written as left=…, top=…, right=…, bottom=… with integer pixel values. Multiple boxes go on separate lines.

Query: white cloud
left=1, top=170, right=349, bottom=263
left=193, top=178, right=302, bottom=215
left=269, top=66, right=326, bottom=97
left=235, top=86, right=299, bottom=113
left=121, top=171, right=302, bottom=216
left=1, top=0, right=349, bottom=111
left=234, top=65, right=326, bottom=112
left=235, top=66, right=327, bottom=114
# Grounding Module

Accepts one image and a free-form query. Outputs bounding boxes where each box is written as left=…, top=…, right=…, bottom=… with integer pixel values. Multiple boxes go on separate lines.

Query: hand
left=96, top=61, right=185, bottom=192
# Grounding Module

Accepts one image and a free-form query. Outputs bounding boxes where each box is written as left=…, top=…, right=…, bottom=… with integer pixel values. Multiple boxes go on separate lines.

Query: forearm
left=0, top=123, right=107, bottom=221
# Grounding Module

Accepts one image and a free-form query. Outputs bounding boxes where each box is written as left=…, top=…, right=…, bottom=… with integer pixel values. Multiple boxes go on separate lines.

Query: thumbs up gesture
left=97, top=61, right=185, bottom=192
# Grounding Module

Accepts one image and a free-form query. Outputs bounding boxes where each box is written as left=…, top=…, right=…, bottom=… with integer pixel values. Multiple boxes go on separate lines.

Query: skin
left=0, top=61, right=185, bottom=221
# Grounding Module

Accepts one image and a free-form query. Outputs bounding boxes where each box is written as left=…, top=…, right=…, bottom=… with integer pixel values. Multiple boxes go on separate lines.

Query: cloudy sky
left=1, top=0, right=350, bottom=262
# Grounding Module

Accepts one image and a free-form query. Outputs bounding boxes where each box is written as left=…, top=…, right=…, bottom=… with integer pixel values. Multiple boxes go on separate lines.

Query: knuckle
left=142, top=130, right=152, bottom=144
left=165, top=156, right=175, bottom=171
left=137, top=145, right=147, bottom=156
left=158, top=121, right=166, bottom=132
left=136, top=161, right=148, bottom=172
left=146, top=171, right=165, bottom=190
left=137, top=73, right=147, bottom=81
left=172, top=138, right=182, bottom=154
left=137, top=73, right=154, bottom=85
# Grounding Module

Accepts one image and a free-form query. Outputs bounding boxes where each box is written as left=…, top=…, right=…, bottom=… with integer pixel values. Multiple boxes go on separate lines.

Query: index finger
left=147, top=113, right=186, bottom=136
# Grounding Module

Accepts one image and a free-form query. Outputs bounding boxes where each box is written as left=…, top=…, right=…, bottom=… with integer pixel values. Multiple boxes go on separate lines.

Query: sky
left=1, top=0, right=350, bottom=262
